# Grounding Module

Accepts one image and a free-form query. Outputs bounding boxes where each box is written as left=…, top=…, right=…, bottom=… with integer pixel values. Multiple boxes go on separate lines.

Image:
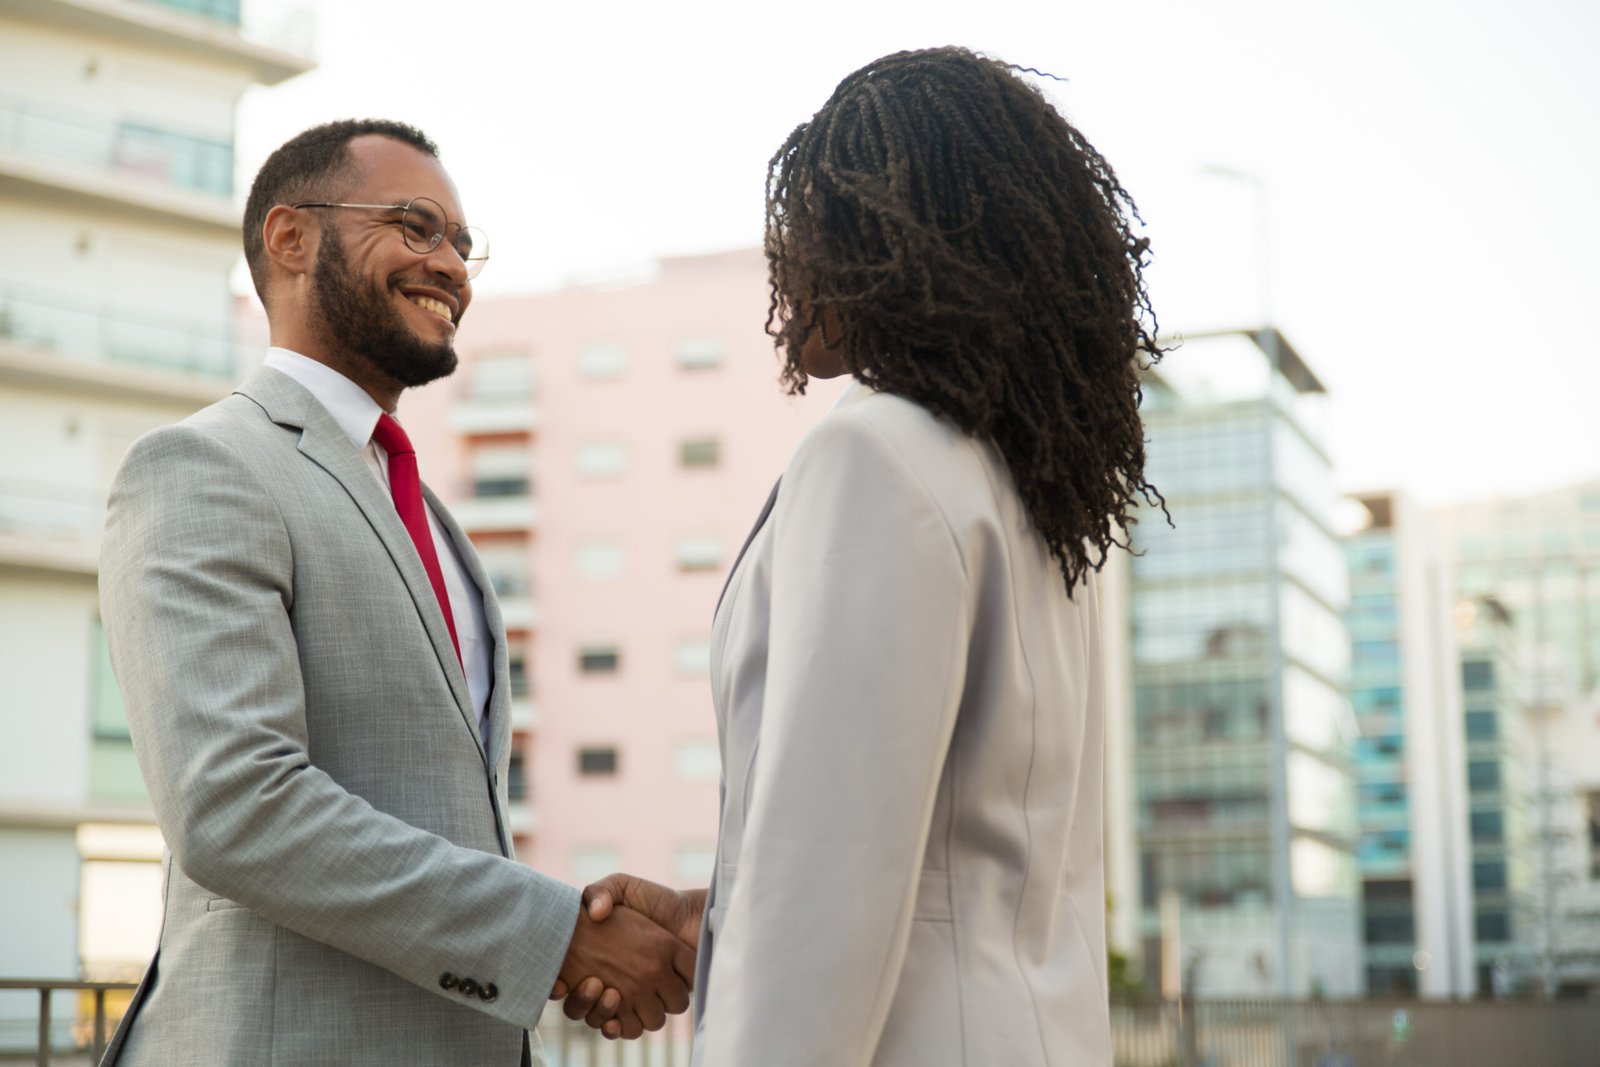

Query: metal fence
left=6, top=982, right=1599, bottom=1067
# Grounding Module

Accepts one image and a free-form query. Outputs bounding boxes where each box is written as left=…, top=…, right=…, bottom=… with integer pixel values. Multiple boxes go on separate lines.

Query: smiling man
left=96, top=121, right=693, bottom=1066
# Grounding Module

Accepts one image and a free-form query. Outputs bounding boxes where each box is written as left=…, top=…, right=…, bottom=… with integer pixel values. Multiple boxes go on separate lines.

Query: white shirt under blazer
left=691, top=384, right=1112, bottom=1066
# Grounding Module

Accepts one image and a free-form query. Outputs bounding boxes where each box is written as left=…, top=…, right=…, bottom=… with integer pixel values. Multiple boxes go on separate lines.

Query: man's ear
left=261, top=204, right=315, bottom=279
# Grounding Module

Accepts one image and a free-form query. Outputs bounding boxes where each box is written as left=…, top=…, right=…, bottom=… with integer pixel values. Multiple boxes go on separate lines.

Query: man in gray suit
left=97, top=119, right=691, bottom=1066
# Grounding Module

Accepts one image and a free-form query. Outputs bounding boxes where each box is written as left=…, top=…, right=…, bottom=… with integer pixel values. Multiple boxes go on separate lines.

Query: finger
left=561, top=976, right=603, bottom=1018
left=637, top=993, right=668, bottom=1033
left=602, top=1018, right=623, bottom=1040
left=620, top=1008, right=645, bottom=1041
left=584, top=987, right=621, bottom=1030
left=659, top=972, right=691, bottom=1016
left=549, top=979, right=568, bottom=1000
left=671, top=940, right=698, bottom=987
left=584, top=885, right=615, bottom=922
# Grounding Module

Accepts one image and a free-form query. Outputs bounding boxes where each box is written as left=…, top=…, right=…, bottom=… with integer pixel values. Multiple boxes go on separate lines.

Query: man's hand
left=556, top=903, right=694, bottom=1040
left=586, top=873, right=708, bottom=948
left=552, top=874, right=709, bottom=1038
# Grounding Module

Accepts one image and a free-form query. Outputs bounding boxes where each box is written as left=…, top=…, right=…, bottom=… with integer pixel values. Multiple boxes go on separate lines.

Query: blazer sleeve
left=696, top=409, right=972, bottom=1066
left=98, top=424, right=580, bottom=1029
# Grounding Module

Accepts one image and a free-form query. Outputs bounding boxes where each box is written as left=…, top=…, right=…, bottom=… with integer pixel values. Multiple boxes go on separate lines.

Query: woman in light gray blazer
left=575, top=46, right=1163, bottom=1065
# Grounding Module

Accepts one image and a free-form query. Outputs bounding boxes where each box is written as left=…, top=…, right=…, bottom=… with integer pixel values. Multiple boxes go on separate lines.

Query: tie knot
left=372, top=412, right=415, bottom=458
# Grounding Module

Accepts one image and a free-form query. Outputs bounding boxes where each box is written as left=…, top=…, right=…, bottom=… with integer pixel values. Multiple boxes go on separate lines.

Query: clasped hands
left=550, top=873, right=708, bottom=1040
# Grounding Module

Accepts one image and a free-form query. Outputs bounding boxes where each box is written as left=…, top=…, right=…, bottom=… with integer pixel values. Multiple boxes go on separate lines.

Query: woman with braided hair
left=582, top=45, right=1161, bottom=1064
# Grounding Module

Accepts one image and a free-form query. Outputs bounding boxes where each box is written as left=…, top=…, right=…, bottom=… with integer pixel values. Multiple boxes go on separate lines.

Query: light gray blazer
left=691, top=386, right=1111, bottom=1066
left=97, top=367, right=580, bottom=1067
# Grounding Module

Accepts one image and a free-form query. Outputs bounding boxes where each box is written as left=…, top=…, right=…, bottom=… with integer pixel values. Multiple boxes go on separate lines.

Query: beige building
left=0, top=0, right=311, bottom=1048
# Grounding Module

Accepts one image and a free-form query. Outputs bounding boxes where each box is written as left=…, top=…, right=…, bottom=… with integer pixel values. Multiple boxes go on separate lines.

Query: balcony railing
left=7, top=987, right=1600, bottom=1066
left=0, top=479, right=104, bottom=545
left=0, top=281, right=250, bottom=380
left=0, top=978, right=136, bottom=1066
left=135, top=0, right=316, bottom=59
left=0, top=92, right=233, bottom=198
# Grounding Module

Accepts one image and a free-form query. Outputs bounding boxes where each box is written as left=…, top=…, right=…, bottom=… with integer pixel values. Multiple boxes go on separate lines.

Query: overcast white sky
left=237, top=0, right=1600, bottom=507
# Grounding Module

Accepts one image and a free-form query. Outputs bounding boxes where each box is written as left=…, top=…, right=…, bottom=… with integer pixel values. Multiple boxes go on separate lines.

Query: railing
left=9, top=985, right=1600, bottom=1067
left=0, top=979, right=136, bottom=1066
left=0, top=281, right=250, bottom=380
left=133, top=0, right=316, bottom=60
left=0, top=92, right=232, bottom=198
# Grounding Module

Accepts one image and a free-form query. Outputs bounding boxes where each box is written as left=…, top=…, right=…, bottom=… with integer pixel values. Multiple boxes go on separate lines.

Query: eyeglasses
left=292, top=196, right=489, bottom=279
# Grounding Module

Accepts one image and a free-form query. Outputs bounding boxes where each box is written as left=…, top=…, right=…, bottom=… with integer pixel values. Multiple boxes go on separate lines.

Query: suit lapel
left=424, top=483, right=508, bottom=763
left=236, top=369, right=480, bottom=756
left=717, top=477, right=781, bottom=618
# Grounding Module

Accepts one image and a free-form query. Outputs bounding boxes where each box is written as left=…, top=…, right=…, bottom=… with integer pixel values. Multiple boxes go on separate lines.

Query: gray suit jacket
left=97, top=367, right=580, bottom=1066
left=692, top=386, right=1111, bottom=1066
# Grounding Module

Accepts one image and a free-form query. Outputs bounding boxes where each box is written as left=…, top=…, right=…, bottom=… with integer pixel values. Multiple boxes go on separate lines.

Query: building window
left=469, top=351, right=533, bottom=401
left=674, top=740, right=720, bottom=781
left=578, top=342, right=628, bottom=380
left=1476, top=909, right=1510, bottom=942
left=572, top=846, right=620, bottom=885
left=470, top=444, right=530, bottom=497
left=675, top=844, right=718, bottom=882
left=578, top=645, right=620, bottom=674
left=1588, top=792, right=1600, bottom=881
left=1464, top=709, right=1499, bottom=741
left=576, top=442, right=629, bottom=479
left=477, top=542, right=531, bottom=598
left=680, top=438, right=720, bottom=468
left=576, top=541, right=626, bottom=579
left=1467, top=760, right=1502, bottom=792
left=675, top=337, right=725, bottom=370
left=508, top=651, right=530, bottom=698
left=1472, top=860, right=1507, bottom=891
left=675, top=536, right=724, bottom=572
left=578, top=746, right=618, bottom=776
left=1470, top=810, right=1504, bottom=844
left=674, top=640, right=711, bottom=677
left=90, top=620, right=130, bottom=741
left=507, top=749, right=528, bottom=802
left=1462, top=660, right=1495, bottom=691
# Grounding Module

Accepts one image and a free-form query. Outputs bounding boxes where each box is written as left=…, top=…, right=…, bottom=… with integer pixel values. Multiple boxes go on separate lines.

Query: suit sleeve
left=98, top=424, right=580, bottom=1028
left=696, top=411, right=971, bottom=1066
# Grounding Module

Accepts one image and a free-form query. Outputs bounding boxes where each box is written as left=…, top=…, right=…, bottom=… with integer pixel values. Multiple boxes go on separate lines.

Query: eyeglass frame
left=290, top=197, right=489, bottom=278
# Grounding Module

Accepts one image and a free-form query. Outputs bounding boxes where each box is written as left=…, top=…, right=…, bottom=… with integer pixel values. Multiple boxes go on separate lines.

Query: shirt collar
left=263, top=347, right=387, bottom=450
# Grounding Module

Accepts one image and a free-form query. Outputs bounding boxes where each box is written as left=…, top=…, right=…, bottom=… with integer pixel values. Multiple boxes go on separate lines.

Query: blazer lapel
left=716, top=477, right=780, bottom=618
left=235, top=369, right=479, bottom=754
left=424, top=484, right=508, bottom=762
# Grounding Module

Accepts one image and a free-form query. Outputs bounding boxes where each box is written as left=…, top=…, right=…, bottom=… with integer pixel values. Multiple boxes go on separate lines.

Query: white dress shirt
left=263, top=348, right=494, bottom=747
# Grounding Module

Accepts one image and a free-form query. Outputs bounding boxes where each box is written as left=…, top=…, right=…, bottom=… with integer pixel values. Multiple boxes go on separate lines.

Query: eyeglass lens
left=400, top=197, right=489, bottom=278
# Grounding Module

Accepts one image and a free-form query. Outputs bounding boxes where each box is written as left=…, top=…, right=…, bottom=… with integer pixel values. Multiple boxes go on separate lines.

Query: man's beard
left=309, top=231, right=459, bottom=389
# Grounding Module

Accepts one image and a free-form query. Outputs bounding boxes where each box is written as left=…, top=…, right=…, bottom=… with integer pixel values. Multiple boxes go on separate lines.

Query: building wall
left=0, top=0, right=313, bottom=1032
left=1128, top=331, right=1361, bottom=998
left=403, top=249, right=848, bottom=889
left=1346, top=491, right=1475, bottom=998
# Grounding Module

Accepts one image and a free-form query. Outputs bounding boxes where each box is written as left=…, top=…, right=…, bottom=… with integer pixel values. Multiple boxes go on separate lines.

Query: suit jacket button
left=460, top=978, right=481, bottom=997
left=439, top=973, right=459, bottom=991
left=481, top=983, right=498, bottom=1002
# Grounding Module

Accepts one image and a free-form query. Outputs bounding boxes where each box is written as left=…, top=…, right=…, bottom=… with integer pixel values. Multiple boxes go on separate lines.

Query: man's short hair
left=242, top=119, right=439, bottom=304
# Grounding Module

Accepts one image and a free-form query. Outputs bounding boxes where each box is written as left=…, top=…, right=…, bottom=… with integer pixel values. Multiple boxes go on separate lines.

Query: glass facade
left=1131, top=333, right=1360, bottom=997
left=1456, top=599, right=1539, bottom=993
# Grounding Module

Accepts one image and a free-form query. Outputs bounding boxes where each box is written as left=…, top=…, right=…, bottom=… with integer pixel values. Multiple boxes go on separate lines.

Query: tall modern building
left=1454, top=596, right=1540, bottom=994
left=1126, top=328, right=1362, bottom=997
left=402, top=248, right=846, bottom=890
left=1438, top=481, right=1600, bottom=995
left=0, top=0, right=311, bottom=1048
left=1344, top=490, right=1475, bottom=996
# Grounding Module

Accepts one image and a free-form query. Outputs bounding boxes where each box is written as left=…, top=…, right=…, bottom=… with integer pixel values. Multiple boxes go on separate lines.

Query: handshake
left=550, top=873, right=709, bottom=1040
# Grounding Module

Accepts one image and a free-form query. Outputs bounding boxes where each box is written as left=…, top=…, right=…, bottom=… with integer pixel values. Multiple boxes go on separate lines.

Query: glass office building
left=1130, top=329, right=1362, bottom=997
left=1345, top=493, right=1475, bottom=997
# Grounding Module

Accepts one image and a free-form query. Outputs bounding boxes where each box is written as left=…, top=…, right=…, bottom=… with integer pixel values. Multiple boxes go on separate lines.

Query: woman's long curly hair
left=765, top=46, right=1165, bottom=592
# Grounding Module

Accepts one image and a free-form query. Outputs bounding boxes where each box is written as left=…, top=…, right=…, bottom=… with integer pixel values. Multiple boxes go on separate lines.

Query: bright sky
left=237, top=0, right=1600, bottom=506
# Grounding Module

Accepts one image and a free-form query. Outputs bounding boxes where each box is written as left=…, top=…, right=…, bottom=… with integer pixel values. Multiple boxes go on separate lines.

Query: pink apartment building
left=402, top=247, right=847, bottom=892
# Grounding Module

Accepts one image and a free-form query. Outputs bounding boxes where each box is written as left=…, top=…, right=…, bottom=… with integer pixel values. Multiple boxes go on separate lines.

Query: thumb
left=582, top=874, right=629, bottom=921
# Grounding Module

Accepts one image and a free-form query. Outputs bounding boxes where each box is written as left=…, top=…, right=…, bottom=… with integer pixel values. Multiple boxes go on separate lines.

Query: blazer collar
left=234, top=366, right=486, bottom=765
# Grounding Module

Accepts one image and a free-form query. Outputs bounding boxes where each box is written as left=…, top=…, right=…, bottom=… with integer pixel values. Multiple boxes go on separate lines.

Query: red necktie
left=372, top=413, right=461, bottom=666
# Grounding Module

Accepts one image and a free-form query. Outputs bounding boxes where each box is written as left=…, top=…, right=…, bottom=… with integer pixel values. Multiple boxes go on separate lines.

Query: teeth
left=410, top=295, right=452, bottom=322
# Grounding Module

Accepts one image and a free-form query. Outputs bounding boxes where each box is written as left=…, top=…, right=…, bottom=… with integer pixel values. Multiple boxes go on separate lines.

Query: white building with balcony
left=0, top=0, right=311, bottom=1050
